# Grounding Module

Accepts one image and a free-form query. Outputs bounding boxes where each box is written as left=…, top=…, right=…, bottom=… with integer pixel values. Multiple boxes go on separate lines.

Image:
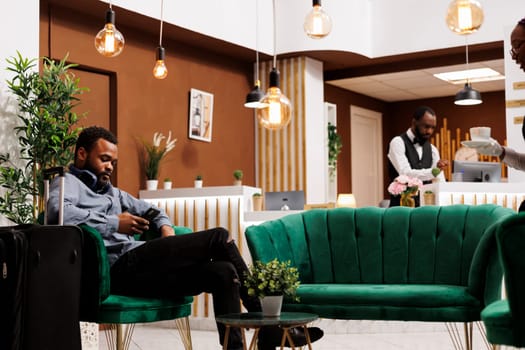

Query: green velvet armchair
left=79, top=224, right=193, bottom=350
left=482, top=213, right=525, bottom=348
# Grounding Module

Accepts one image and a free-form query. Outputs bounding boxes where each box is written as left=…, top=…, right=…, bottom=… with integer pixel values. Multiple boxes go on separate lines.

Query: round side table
left=216, top=311, right=318, bottom=350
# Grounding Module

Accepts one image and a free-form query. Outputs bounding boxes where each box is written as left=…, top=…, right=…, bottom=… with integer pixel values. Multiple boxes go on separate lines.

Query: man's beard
left=84, top=161, right=111, bottom=190
left=414, top=128, right=429, bottom=144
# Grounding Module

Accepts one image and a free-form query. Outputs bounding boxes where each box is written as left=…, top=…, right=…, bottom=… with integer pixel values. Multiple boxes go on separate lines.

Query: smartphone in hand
left=142, top=207, right=160, bottom=222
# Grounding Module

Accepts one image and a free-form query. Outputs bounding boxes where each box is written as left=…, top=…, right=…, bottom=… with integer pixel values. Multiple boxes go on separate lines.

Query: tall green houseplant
left=327, top=122, right=342, bottom=179
left=0, top=52, right=86, bottom=223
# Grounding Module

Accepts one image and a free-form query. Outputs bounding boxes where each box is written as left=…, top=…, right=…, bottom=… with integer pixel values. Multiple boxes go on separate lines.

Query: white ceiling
left=326, top=59, right=505, bottom=102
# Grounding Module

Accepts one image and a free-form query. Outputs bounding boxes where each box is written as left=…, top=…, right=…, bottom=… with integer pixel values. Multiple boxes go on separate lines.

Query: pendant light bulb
left=153, top=47, right=168, bottom=79
left=256, top=68, right=292, bottom=130
left=446, top=0, right=484, bottom=35
left=304, top=0, right=333, bottom=39
left=94, top=9, right=125, bottom=57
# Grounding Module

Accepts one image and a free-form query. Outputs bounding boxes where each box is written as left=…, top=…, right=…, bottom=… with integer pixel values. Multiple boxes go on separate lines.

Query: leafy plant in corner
left=0, top=52, right=86, bottom=223
left=233, top=169, right=243, bottom=181
left=327, top=122, right=342, bottom=178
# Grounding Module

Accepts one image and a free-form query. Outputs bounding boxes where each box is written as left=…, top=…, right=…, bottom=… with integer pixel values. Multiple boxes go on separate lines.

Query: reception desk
left=420, top=182, right=525, bottom=210
left=139, top=186, right=301, bottom=323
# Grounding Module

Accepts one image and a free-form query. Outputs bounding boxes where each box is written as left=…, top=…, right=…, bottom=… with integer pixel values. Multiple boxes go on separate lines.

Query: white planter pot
left=146, top=179, right=158, bottom=191
left=260, top=295, right=283, bottom=317
left=163, top=181, right=172, bottom=190
left=194, top=180, right=203, bottom=188
left=233, top=180, right=242, bottom=186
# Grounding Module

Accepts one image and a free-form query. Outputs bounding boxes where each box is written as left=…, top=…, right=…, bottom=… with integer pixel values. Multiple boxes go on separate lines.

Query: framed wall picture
left=188, top=88, right=214, bottom=142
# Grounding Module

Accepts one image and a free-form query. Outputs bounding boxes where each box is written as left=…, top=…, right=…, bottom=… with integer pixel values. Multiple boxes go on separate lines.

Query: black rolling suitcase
left=0, top=167, right=83, bottom=350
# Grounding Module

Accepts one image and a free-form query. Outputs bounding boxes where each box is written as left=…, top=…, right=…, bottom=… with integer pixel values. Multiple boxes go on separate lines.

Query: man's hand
left=468, top=138, right=503, bottom=157
left=437, top=159, right=449, bottom=170
left=160, top=225, right=175, bottom=238
left=117, top=212, right=149, bottom=235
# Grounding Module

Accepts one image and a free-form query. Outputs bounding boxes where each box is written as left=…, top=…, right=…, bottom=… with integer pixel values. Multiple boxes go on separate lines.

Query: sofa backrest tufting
left=245, top=204, right=514, bottom=287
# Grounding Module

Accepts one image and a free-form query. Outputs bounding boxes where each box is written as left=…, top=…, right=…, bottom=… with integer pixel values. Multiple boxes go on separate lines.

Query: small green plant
left=233, top=169, right=243, bottom=180
left=142, top=131, right=176, bottom=180
left=424, top=190, right=434, bottom=194
left=252, top=192, right=262, bottom=197
left=164, top=177, right=171, bottom=182
left=431, top=167, right=441, bottom=177
left=195, top=175, right=202, bottom=180
left=327, top=122, right=342, bottom=178
left=244, top=258, right=300, bottom=302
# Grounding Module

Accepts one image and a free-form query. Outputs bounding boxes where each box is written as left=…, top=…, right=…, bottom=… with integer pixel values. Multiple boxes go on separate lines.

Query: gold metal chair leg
left=174, top=317, right=193, bottom=350
left=445, top=322, right=473, bottom=350
left=104, top=324, right=135, bottom=350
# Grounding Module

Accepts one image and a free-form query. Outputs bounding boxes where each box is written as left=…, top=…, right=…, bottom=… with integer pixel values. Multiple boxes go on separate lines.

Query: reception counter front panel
left=421, top=182, right=525, bottom=210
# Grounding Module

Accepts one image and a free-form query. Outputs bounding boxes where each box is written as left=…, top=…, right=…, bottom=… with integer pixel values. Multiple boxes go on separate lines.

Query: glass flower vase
left=400, top=193, right=416, bottom=207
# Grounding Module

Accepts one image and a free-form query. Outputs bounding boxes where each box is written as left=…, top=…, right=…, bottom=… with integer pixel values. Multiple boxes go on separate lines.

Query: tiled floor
left=98, top=319, right=500, bottom=349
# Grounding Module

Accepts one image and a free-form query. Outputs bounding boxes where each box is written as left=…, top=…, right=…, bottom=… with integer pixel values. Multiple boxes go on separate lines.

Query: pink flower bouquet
left=388, top=175, right=423, bottom=196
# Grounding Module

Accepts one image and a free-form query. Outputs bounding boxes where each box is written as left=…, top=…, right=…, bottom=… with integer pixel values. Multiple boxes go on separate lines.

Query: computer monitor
left=453, top=160, right=501, bottom=182
left=264, top=191, right=305, bottom=210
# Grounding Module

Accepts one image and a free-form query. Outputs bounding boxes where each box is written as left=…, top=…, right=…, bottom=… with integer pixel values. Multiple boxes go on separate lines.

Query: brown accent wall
left=324, top=83, right=506, bottom=199
left=40, top=2, right=255, bottom=196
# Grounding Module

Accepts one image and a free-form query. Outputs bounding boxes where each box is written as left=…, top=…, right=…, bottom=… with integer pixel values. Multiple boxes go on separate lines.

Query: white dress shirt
left=387, top=128, right=446, bottom=182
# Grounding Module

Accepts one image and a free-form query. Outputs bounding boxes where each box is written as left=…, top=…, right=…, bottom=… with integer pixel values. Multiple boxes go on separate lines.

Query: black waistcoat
left=388, top=133, right=432, bottom=207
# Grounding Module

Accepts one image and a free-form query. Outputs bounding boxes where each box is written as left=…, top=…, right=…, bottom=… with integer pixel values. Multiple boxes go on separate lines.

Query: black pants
left=110, top=227, right=255, bottom=349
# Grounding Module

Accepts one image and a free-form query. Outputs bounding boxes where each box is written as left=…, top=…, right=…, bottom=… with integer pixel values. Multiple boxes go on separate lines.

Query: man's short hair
left=75, top=126, right=118, bottom=157
left=413, top=106, right=436, bottom=121
left=519, top=17, right=525, bottom=26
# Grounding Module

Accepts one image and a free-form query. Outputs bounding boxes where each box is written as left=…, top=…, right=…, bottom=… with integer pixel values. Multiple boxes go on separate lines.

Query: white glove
left=470, top=138, right=503, bottom=157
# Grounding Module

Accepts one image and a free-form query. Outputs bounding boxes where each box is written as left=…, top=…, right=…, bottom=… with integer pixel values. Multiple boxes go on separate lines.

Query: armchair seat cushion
left=481, top=299, right=513, bottom=345
left=99, top=295, right=193, bottom=324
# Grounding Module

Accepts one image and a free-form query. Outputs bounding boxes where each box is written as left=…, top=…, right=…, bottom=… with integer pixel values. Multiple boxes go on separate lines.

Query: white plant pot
left=163, top=181, right=172, bottom=190
left=194, top=180, right=203, bottom=188
left=146, top=179, right=158, bottom=191
left=260, top=295, right=283, bottom=317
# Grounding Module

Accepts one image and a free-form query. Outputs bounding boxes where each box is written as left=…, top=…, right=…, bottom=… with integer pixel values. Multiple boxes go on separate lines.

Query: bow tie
left=412, top=138, right=426, bottom=146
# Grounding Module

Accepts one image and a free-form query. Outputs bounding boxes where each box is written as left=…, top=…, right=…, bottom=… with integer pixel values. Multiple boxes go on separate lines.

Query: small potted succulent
left=233, top=169, right=243, bottom=186
left=194, top=175, right=203, bottom=188
left=163, top=177, right=172, bottom=190
left=423, top=190, right=436, bottom=205
left=252, top=192, right=263, bottom=211
left=243, top=258, right=300, bottom=316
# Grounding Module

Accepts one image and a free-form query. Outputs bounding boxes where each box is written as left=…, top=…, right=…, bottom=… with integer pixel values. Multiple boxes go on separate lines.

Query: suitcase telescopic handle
left=43, top=166, right=65, bottom=225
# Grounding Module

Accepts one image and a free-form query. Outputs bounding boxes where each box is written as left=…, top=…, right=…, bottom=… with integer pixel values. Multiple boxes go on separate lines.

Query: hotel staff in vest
left=387, top=106, right=448, bottom=207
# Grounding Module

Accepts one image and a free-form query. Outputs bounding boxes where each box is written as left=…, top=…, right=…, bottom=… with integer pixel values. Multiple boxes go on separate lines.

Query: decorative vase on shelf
left=423, top=192, right=436, bottom=205
left=146, top=179, right=158, bottom=191
left=233, top=180, right=242, bottom=186
left=400, top=193, right=416, bottom=207
left=252, top=195, right=263, bottom=211
left=194, top=180, right=203, bottom=188
left=163, top=180, right=172, bottom=190
left=260, top=295, right=283, bottom=317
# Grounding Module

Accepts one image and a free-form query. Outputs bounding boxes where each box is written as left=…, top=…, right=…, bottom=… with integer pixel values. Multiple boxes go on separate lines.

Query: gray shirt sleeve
left=502, top=147, right=525, bottom=171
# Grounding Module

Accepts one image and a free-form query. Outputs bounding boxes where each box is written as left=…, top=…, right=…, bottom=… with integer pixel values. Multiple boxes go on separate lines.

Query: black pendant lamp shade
left=244, top=80, right=265, bottom=108
left=454, top=83, right=482, bottom=105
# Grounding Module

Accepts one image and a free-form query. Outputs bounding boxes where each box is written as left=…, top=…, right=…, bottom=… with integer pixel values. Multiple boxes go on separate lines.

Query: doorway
left=350, top=106, right=383, bottom=207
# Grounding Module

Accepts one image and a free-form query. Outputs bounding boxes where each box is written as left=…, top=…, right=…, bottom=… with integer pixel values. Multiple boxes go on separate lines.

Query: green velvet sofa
left=245, top=204, right=515, bottom=347
left=482, top=213, right=525, bottom=348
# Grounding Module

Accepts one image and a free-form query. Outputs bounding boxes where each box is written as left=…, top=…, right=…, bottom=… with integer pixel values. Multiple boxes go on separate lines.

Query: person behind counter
left=387, top=106, right=449, bottom=207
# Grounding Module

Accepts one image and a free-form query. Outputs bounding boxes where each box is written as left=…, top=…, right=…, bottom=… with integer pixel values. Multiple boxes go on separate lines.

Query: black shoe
left=258, top=325, right=324, bottom=348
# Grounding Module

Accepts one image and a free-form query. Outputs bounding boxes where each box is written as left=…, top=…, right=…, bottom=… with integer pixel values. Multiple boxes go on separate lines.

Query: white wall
left=0, top=1, right=39, bottom=157
left=304, top=57, right=326, bottom=204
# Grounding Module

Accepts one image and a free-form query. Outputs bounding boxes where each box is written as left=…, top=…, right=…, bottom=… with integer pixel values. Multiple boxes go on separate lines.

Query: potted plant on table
left=142, top=131, right=176, bottom=190
left=252, top=192, right=263, bottom=211
left=194, top=175, right=203, bottom=188
left=163, top=177, right=172, bottom=190
left=243, top=258, right=300, bottom=317
left=233, top=169, right=243, bottom=186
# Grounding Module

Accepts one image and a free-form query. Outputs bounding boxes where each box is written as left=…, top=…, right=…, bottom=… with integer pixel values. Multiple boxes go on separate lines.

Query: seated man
left=47, top=126, right=323, bottom=350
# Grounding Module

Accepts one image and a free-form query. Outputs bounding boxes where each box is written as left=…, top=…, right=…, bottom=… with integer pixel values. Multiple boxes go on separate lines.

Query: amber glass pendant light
left=153, top=0, right=168, bottom=79
left=94, top=1, right=125, bottom=57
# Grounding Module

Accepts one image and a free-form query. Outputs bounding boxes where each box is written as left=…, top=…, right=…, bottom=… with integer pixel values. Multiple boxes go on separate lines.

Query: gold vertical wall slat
left=174, top=200, right=179, bottom=226
left=216, top=198, right=220, bottom=227
left=227, top=198, right=233, bottom=240
left=184, top=200, right=189, bottom=228
left=204, top=199, right=210, bottom=230
left=193, top=200, right=198, bottom=231
left=237, top=197, right=242, bottom=256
